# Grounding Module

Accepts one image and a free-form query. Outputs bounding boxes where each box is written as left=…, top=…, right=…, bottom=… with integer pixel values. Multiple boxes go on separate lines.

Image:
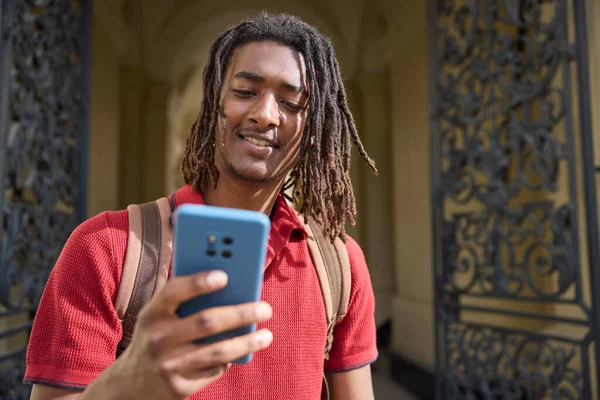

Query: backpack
left=113, top=196, right=351, bottom=399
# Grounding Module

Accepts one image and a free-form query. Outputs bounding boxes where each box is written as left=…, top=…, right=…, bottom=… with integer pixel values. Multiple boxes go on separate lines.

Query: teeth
left=244, top=136, right=272, bottom=147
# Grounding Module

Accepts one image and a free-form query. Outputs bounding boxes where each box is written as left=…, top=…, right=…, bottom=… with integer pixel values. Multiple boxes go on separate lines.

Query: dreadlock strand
left=307, top=33, right=342, bottom=239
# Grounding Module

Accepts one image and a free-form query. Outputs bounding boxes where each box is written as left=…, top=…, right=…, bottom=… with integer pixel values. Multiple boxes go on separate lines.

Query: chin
left=227, top=162, right=279, bottom=184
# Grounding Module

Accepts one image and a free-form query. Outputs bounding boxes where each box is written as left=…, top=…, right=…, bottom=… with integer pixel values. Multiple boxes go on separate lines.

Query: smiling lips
left=241, top=135, right=276, bottom=148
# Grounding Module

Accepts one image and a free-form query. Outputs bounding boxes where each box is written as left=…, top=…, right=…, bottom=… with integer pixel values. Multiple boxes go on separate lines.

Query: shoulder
left=54, top=209, right=130, bottom=288
left=25, top=211, right=130, bottom=388
left=66, top=209, right=129, bottom=261
left=71, top=209, right=129, bottom=243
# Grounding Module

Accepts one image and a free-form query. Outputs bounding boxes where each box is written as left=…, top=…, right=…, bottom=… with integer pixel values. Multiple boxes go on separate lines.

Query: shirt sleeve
left=24, top=211, right=126, bottom=390
left=323, top=235, right=378, bottom=372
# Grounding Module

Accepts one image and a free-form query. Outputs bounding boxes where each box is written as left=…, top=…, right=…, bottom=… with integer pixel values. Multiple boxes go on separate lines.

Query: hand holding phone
left=87, top=205, right=273, bottom=400
left=88, top=269, right=273, bottom=400
left=172, top=204, right=271, bottom=364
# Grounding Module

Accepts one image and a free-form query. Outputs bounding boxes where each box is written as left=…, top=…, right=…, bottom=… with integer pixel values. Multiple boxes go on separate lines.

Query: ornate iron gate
left=430, top=0, right=599, bottom=398
left=0, top=0, right=91, bottom=398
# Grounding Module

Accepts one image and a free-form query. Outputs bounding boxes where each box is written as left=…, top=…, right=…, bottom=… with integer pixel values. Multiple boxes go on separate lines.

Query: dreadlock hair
left=180, top=11, right=377, bottom=241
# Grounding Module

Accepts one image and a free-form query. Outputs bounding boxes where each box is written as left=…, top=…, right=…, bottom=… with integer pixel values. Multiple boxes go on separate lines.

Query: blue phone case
left=172, top=204, right=270, bottom=364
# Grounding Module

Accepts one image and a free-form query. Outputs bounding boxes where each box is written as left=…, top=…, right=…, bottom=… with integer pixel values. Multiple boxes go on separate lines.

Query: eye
left=233, top=89, right=255, bottom=98
left=281, top=101, right=304, bottom=112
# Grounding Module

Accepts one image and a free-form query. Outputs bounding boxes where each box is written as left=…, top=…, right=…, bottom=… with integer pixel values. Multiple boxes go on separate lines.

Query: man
left=25, top=12, right=378, bottom=400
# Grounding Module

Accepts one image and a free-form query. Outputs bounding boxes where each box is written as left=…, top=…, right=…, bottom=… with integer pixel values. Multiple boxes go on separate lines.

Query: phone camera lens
left=222, top=250, right=232, bottom=258
left=223, top=237, right=233, bottom=245
left=206, top=249, right=216, bottom=256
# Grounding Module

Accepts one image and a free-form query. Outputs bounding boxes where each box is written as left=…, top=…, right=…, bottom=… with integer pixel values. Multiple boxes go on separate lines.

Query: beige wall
left=88, top=20, right=121, bottom=217
left=353, top=74, right=396, bottom=326
left=388, top=0, right=434, bottom=370
left=142, top=82, right=170, bottom=201
left=116, top=68, right=170, bottom=208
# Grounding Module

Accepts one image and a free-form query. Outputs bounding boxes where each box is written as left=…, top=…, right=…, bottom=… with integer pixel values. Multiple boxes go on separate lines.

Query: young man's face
left=214, top=40, right=309, bottom=185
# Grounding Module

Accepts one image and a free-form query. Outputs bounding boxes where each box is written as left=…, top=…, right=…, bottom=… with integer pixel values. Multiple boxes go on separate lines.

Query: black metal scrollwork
left=446, top=323, right=583, bottom=399
left=431, top=0, right=598, bottom=398
left=0, top=1, right=90, bottom=398
left=436, top=0, right=577, bottom=301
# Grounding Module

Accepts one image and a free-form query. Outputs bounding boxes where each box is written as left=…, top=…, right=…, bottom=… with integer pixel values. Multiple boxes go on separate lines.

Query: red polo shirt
left=25, top=185, right=378, bottom=399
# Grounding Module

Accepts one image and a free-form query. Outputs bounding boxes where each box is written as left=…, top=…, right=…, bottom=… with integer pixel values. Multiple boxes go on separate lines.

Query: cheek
left=221, top=95, right=247, bottom=123
left=282, top=112, right=307, bottom=148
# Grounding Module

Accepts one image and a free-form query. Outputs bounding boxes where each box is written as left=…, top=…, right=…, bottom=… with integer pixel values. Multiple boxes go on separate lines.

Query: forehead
left=226, top=41, right=306, bottom=84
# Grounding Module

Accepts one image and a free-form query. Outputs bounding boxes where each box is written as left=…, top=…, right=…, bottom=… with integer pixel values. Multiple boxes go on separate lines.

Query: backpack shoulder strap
left=299, top=214, right=351, bottom=360
left=115, top=197, right=174, bottom=356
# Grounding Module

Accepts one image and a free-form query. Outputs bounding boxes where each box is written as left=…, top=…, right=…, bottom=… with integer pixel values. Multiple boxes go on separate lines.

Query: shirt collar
left=167, top=185, right=206, bottom=226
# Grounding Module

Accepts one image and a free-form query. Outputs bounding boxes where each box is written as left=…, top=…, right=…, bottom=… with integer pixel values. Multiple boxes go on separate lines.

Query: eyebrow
left=234, top=71, right=306, bottom=94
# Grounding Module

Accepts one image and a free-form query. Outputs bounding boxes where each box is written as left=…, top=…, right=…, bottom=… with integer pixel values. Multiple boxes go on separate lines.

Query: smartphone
left=172, top=204, right=270, bottom=364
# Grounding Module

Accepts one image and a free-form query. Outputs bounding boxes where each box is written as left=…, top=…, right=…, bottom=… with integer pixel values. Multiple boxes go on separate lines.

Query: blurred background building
left=1, top=0, right=600, bottom=399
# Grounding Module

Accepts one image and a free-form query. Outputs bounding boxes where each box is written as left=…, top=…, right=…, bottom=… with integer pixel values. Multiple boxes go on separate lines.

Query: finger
left=180, top=363, right=231, bottom=380
left=161, top=329, right=273, bottom=373
left=144, top=302, right=272, bottom=353
left=151, top=270, right=228, bottom=313
left=165, top=364, right=231, bottom=398
left=170, top=301, right=273, bottom=346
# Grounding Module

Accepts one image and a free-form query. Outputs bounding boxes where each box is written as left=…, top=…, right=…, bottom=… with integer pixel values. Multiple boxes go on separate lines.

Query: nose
left=248, top=94, right=280, bottom=130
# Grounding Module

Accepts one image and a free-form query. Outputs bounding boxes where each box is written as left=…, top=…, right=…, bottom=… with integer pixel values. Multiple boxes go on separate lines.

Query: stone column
left=118, top=66, right=147, bottom=208
left=355, top=72, right=396, bottom=327
left=118, top=67, right=171, bottom=206
left=143, top=81, right=170, bottom=201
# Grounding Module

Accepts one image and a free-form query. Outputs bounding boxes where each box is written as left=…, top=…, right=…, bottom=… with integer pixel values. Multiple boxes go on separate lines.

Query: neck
left=203, top=172, right=284, bottom=216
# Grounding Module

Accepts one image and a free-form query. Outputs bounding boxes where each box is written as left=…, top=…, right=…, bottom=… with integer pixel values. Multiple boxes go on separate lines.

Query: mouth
left=239, top=134, right=277, bottom=148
